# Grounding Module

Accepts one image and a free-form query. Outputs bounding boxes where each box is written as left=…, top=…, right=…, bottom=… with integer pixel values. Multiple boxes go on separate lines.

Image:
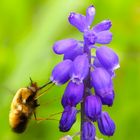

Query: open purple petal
left=96, top=46, right=120, bottom=71
left=93, top=20, right=112, bottom=33
left=86, top=5, right=95, bottom=26
left=53, top=39, right=78, bottom=54
left=68, top=12, right=88, bottom=32
left=96, top=31, right=112, bottom=44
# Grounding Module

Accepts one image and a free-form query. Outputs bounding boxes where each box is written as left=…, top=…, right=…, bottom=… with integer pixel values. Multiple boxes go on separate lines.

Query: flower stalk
left=80, top=43, right=91, bottom=138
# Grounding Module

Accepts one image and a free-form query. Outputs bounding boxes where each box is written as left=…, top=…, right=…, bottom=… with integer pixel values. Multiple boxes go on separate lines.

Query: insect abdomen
left=10, top=113, right=29, bottom=133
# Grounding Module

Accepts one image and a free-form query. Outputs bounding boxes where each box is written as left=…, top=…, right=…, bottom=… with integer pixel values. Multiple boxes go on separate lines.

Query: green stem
left=80, top=44, right=91, bottom=139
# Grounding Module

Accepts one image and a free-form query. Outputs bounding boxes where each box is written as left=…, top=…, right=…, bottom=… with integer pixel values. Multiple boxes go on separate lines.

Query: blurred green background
left=0, top=0, right=140, bottom=139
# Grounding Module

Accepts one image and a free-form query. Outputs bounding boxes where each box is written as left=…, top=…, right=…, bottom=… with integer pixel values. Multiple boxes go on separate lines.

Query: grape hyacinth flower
left=85, top=95, right=102, bottom=121
left=91, top=68, right=114, bottom=106
left=51, top=5, right=120, bottom=140
left=97, top=112, right=116, bottom=136
left=82, top=121, right=96, bottom=140
left=62, top=81, right=84, bottom=107
left=50, top=60, right=72, bottom=85
left=59, top=106, right=77, bottom=132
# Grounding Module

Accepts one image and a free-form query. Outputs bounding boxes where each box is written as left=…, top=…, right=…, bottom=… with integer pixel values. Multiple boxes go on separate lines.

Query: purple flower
left=91, top=68, right=114, bottom=106
left=86, top=5, right=96, bottom=26
left=84, top=30, right=112, bottom=45
left=61, top=81, right=84, bottom=107
left=59, top=106, right=77, bottom=132
left=68, top=12, right=88, bottom=32
left=71, top=54, right=89, bottom=84
left=95, top=31, right=112, bottom=44
left=99, top=91, right=115, bottom=106
left=85, top=95, right=102, bottom=121
left=63, top=45, right=83, bottom=61
left=68, top=5, right=112, bottom=46
left=51, top=5, right=119, bottom=139
left=93, top=57, right=115, bottom=78
left=96, top=46, right=120, bottom=71
left=97, top=112, right=116, bottom=136
left=53, top=39, right=78, bottom=55
left=93, top=20, right=112, bottom=33
left=82, top=122, right=96, bottom=140
left=50, top=60, right=72, bottom=85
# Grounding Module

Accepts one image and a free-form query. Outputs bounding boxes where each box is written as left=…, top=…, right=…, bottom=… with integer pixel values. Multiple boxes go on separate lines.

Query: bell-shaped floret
left=82, top=121, right=96, bottom=140
left=86, top=5, right=95, bottom=26
left=96, top=46, right=120, bottom=71
left=63, top=45, right=83, bottom=61
left=85, top=95, right=102, bottom=121
left=50, top=60, right=72, bottom=85
left=92, top=20, right=112, bottom=33
left=62, top=81, right=84, bottom=107
left=53, top=39, right=78, bottom=54
left=91, top=68, right=115, bottom=106
left=59, top=106, right=77, bottom=132
left=96, top=31, right=112, bottom=44
left=71, top=54, right=89, bottom=84
left=68, top=12, right=88, bottom=32
left=97, top=112, right=116, bottom=136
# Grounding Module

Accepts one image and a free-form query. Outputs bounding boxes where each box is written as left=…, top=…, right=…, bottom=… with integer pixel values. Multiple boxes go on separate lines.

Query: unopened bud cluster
left=50, top=5, right=119, bottom=140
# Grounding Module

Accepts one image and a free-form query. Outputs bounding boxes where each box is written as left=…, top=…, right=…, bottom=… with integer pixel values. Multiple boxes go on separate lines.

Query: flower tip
left=113, top=63, right=120, bottom=70
left=68, top=12, right=75, bottom=19
left=87, top=5, right=95, bottom=14
left=97, top=112, right=116, bottom=136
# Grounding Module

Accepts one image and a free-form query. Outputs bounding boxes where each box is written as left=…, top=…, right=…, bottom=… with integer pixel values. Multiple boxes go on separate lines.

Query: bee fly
left=9, top=78, right=52, bottom=133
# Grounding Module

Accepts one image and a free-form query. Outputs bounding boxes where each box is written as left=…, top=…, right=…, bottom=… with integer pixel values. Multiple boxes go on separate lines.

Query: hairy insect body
left=9, top=85, right=38, bottom=133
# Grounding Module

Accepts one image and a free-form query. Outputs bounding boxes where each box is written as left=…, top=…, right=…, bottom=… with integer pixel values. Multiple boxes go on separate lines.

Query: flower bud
left=86, top=5, right=95, bottom=26
left=71, top=54, right=89, bottom=84
left=82, top=122, right=96, bottom=140
left=99, top=91, right=115, bottom=106
left=91, top=68, right=114, bottom=104
left=53, top=39, right=78, bottom=54
left=93, top=57, right=115, bottom=78
left=96, top=31, right=112, bottom=44
left=97, top=112, right=115, bottom=136
left=59, top=106, right=77, bottom=132
left=63, top=45, right=83, bottom=61
left=50, top=60, right=72, bottom=85
left=85, top=95, right=102, bottom=121
left=93, top=20, right=112, bottom=33
left=96, top=46, right=120, bottom=71
left=68, top=12, right=88, bottom=32
left=61, top=81, right=84, bottom=107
